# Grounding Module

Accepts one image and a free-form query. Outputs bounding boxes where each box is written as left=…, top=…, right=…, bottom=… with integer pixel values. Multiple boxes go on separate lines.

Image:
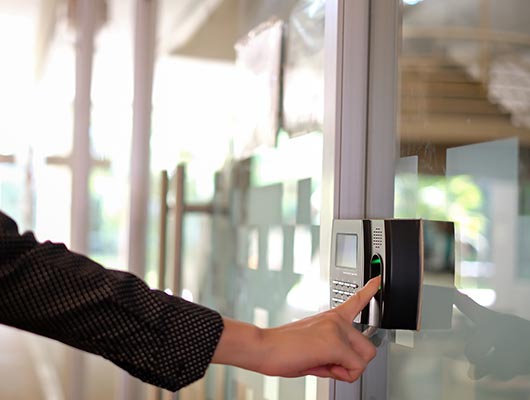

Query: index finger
left=454, top=290, right=494, bottom=324
left=336, top=276, right=381, bottom=318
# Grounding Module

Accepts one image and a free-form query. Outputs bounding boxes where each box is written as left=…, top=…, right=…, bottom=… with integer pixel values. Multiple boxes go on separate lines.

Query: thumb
left=336, top=276, right=381, bottom=318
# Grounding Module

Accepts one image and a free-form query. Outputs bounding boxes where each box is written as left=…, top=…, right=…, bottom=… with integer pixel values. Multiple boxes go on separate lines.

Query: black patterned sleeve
left=0, top=211, right=224, bottom=392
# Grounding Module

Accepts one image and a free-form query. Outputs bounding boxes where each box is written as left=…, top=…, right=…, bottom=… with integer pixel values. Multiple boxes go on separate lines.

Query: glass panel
left=88, top=167, right=128, bottom=270
left=391, top=1, right=530, bottom=399
left=178, top=134, right=324, bottom=400
left=34, top=165, right=72, bottom=244
left=0, top=164, right=25, bottom=226
left=88, top=0, right=134, bottom=273
left=85, top=4, right=135, bottom=398
left=0, top=3, right=80, bottom=399
left=152, top=1, right=326, bottom=398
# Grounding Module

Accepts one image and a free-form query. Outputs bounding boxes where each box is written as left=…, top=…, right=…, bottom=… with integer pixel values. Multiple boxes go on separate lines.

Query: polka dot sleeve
left=0, top=211, right=224, bottom=391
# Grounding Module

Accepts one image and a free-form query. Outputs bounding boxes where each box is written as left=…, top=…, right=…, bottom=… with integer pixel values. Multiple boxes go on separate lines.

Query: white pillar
left=119, top=1, right=158, bottom=400
left=71, top=0, right=95, bottom=255
left=67, top=0, right=97, bottom=399
left=127, top=0, right=157, bottom=279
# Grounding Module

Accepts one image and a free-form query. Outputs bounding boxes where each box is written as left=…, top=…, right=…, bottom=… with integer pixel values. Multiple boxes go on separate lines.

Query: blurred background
left=1, top=0, right=530, bottom=400
left=0, top=1, right=325, bottom=399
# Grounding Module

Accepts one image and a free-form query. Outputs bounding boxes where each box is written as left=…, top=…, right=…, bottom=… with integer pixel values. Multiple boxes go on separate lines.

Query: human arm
left=0, top=210, right=379, bottom=390
left=0, top=211, right=223, bottom=391
left=212, top=277, right=380, bottom=382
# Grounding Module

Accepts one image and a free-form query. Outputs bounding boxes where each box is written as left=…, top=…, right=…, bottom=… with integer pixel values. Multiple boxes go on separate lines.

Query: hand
left=212, top=276, right=381, bottom=382
left=454, top=290, right=530, bottom=381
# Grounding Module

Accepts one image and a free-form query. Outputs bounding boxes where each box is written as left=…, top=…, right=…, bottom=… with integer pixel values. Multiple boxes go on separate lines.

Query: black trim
left=381, top=219, right=422, bottom=330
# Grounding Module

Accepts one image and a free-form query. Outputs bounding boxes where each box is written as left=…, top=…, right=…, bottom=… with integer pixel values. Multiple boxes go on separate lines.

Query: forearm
left=0, top=211, right=224, bottom=391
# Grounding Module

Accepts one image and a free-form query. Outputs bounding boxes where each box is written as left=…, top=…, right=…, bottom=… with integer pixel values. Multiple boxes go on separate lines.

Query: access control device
left=330, top=219, right=455, bottom=330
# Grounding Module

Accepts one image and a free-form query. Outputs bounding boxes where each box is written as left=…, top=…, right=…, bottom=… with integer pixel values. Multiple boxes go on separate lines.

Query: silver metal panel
left=321, top=0, right=370, bottom=399
left=361, top=0, right=401, bottom=399
left=365, top=0, right=400, bottom=220
left=338, top=0, right=370, bottom=219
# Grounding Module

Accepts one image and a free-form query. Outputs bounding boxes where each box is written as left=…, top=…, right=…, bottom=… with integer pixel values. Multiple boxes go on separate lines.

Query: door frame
left=321, top=0, right=369, bottom=398
left=362, top=0, right=400, bottom=399
left=321, top=0, right=401, bottom=399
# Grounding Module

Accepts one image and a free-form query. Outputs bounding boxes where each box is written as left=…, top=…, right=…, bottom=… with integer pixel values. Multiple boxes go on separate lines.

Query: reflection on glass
left=253, top=307, right=270, bottom=328
left=238, top=226, right=249, bottom=268
left=264, top=375, right=280, bottom=400
left=176, top=116, right=323, bottom=400
left=153, top=1, right=325, bottom=398
left=35, top=165, right=71, bottom=245
left=392, top=0, right=530, bottom=398
left=282, top=0, right=325, bottom=137
left=293, top=226, right=312, bottom=275
left=248, top=228, right=259, bottom=271
left=268, top=226, right=284, bottom=271
left=283, top=180, right=298, bottom=224
left=233, top=18, right=283, bottom=159
left=88, top=168, right=127, bottom=270
left=304, top=375, right=318, bottom=400
left=0, top=164, right=24, bottom=227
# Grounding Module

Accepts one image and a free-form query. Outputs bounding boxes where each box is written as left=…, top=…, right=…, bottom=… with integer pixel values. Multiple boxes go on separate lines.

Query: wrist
left=211, top=318, right=267, bottom=372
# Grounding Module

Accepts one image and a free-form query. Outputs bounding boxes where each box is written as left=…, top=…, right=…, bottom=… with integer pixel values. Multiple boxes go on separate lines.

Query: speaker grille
left=373, top=227, right=383, bottom=250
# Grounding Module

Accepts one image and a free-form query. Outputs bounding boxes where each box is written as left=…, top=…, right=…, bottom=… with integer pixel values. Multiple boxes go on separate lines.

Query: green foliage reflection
left=396, top=174, right=487, bottom=261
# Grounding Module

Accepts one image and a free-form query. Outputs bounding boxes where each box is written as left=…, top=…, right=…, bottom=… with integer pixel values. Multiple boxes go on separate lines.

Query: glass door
left=149, top=1, right=364, bottom=399
left=150, top=0, right=375, bottom=399
left=365, top=0, right=530, bottom=399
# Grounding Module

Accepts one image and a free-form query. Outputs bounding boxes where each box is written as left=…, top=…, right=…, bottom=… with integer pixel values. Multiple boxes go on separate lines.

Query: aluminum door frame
left=361, top=1, right=400, bottom=400
left=321, top=0, right=400, bottom=399
left=321, top=0, right=370, bottom=398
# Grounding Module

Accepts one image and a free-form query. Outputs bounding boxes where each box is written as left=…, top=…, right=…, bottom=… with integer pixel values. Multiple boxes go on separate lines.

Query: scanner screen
left=336, top=234, right=358, bottom=269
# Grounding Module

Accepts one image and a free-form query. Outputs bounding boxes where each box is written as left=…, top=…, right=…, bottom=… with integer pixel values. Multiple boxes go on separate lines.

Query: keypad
left=331, top=280, right=359, bottom=308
